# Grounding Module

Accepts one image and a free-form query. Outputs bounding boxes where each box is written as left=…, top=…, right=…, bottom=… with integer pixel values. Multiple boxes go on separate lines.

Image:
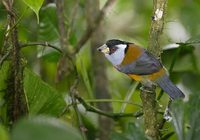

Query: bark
left=55, top=0, right=68, bottom=82
left=148, top=0, right=167, bottom=58
left=140, top=86, right=158, bottom=139
left=2, top=0, right=28, bottom=125
left=140, top=0, right=167, bottom=139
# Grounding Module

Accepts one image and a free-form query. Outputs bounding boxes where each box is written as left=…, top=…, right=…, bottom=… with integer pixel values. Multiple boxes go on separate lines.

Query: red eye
left=110, top=47, right=117, bottom=53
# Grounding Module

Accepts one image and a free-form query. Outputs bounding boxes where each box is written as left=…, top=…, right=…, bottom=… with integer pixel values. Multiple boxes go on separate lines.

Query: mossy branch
left=2, top=0, right=28, bottom=125
left=140, top=0, right=168, bottom=139
left=148, top=0, right=167, bottom=57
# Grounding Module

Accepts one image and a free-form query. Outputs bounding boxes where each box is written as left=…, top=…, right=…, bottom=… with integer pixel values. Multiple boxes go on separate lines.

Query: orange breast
left=120, top=44, right=143, bottom=65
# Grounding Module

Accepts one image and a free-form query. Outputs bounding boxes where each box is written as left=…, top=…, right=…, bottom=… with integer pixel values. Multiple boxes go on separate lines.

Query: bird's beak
left=97, top=44, right=110, bottom=54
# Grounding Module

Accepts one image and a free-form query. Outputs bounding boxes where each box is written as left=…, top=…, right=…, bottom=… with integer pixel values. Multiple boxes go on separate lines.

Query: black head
left=106, top=39, right=127, bottom=48
left=97, top=39, right=131, bottom=55
left=105, top=39, right=130, bottom=55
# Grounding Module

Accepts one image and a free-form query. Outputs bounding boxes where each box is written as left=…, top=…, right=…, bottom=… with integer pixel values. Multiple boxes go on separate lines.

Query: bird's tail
left=155, top=74, right=185, bottom=99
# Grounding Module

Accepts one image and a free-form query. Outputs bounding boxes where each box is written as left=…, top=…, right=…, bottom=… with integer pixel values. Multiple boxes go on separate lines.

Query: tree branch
left=148, top=0, right=167, bottom=57
left=74, top=0, right=116, bottom=53
left=20, top=42, right=62, bottom=53
left=55, top=0, right=67, bottom=51
left=0, top=51, right=11, bottom=66
left=2, top=0, right=28, bottom=125
left=140, top=86, right=158, bottom=139
left=85, top=99, right=142, bottom=108
left=74, top=95, right=143, bottom=119
left=69, top=76, right=87, bottom=140
left=140, top=0, right=168, bottom=139
left=86, top=0, right=114, bottom=139
left=55, top=0, right=79, bottom=82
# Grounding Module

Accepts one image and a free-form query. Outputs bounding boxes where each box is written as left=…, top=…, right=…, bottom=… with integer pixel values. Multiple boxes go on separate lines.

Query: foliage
left=23, top=68, right=66, bottom=115
left=22, top=0, right=44, bottom=22
left=171, top=92, right=200, bottom=140
left=11, top=116, right=82, bottom=140
left=0, top=0, right=200, bottom=140
left=111, top=123, right=147, bottom=140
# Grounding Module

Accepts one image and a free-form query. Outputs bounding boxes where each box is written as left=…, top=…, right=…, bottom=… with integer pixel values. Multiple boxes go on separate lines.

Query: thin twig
left=61, top=99, right=142, bottom=118
left=1, top=1, right=13, bottom=54
left=0, top=51, right=11, bottom=67
left=20, top=42, right=62, bottom=53
left=69, top=77, right=87, bottom=140
left=2, top=0, right=14, bottom=16
left=158, top=99, right=172, bottom=138
left=74, top=94, right=143, bottom=119
left=5, top=7, right=29, bottom=36
left=85, top=99, right=142, bottom=108
left=74, top=0, right=116, bottom=53
left=120, top=82, right=139, bottom=113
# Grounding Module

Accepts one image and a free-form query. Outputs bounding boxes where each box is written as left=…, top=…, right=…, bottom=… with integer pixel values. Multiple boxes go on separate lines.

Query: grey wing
left=118, top=51, right=162, bottom=75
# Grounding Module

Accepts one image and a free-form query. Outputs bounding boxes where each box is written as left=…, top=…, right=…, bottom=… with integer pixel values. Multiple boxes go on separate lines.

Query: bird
left=97, top=39, right=185, bottom=99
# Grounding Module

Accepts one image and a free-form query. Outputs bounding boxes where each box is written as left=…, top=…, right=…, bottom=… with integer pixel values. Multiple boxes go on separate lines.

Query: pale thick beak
left=97, top=44, right=110, bottom=54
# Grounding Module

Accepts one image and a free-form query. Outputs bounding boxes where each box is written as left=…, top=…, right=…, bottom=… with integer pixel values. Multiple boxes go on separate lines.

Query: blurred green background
left=0, top=0, right=200, bottom=140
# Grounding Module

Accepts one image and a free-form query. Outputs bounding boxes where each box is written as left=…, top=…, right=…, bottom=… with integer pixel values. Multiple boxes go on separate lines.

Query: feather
left=155, top=74, right=185, bottom=99
left=118, top=50, right=162, bottom=75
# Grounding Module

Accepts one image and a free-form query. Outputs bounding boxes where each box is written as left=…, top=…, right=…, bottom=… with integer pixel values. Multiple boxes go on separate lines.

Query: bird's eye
left=110, top=47, right=117, bottom=54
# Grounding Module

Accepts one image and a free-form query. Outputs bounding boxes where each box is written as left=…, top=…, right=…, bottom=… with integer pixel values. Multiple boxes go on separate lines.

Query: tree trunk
left=2, top=0, right=28, bottom=126
left=140, top=0, right=168, bottom=139
left=86, top=0, right=113, bottom=139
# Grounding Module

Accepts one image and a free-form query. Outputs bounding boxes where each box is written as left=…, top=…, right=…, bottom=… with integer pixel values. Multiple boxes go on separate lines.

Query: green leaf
left=111, top=123, right=147, bottom=140
left=170, top=92, right=200, bottom=140
left=23, top=68, right=66, bottom=116
left=111, top=132, right=129, bottom=140
left=161, top=132, right=175, bottom=140
left=40, top=51, right=61, bottom=62
left=22, top=0, right=44, bottom=23
left=185, top=93, right=200, bottom=140
left=182, top=73, right=200, bottom=94
left=38, top=4, right=59, bottom=42
left=170, top=100, right=185, bottom=140
left=11, top=116, right=82, bottom=140
left=127, top=123, right=147, bottom=140
left=37, top=4, right=60, bottom=58
left=162, top=44, right=195, bottom=72
left=76, top=46, right=93, bottom=99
